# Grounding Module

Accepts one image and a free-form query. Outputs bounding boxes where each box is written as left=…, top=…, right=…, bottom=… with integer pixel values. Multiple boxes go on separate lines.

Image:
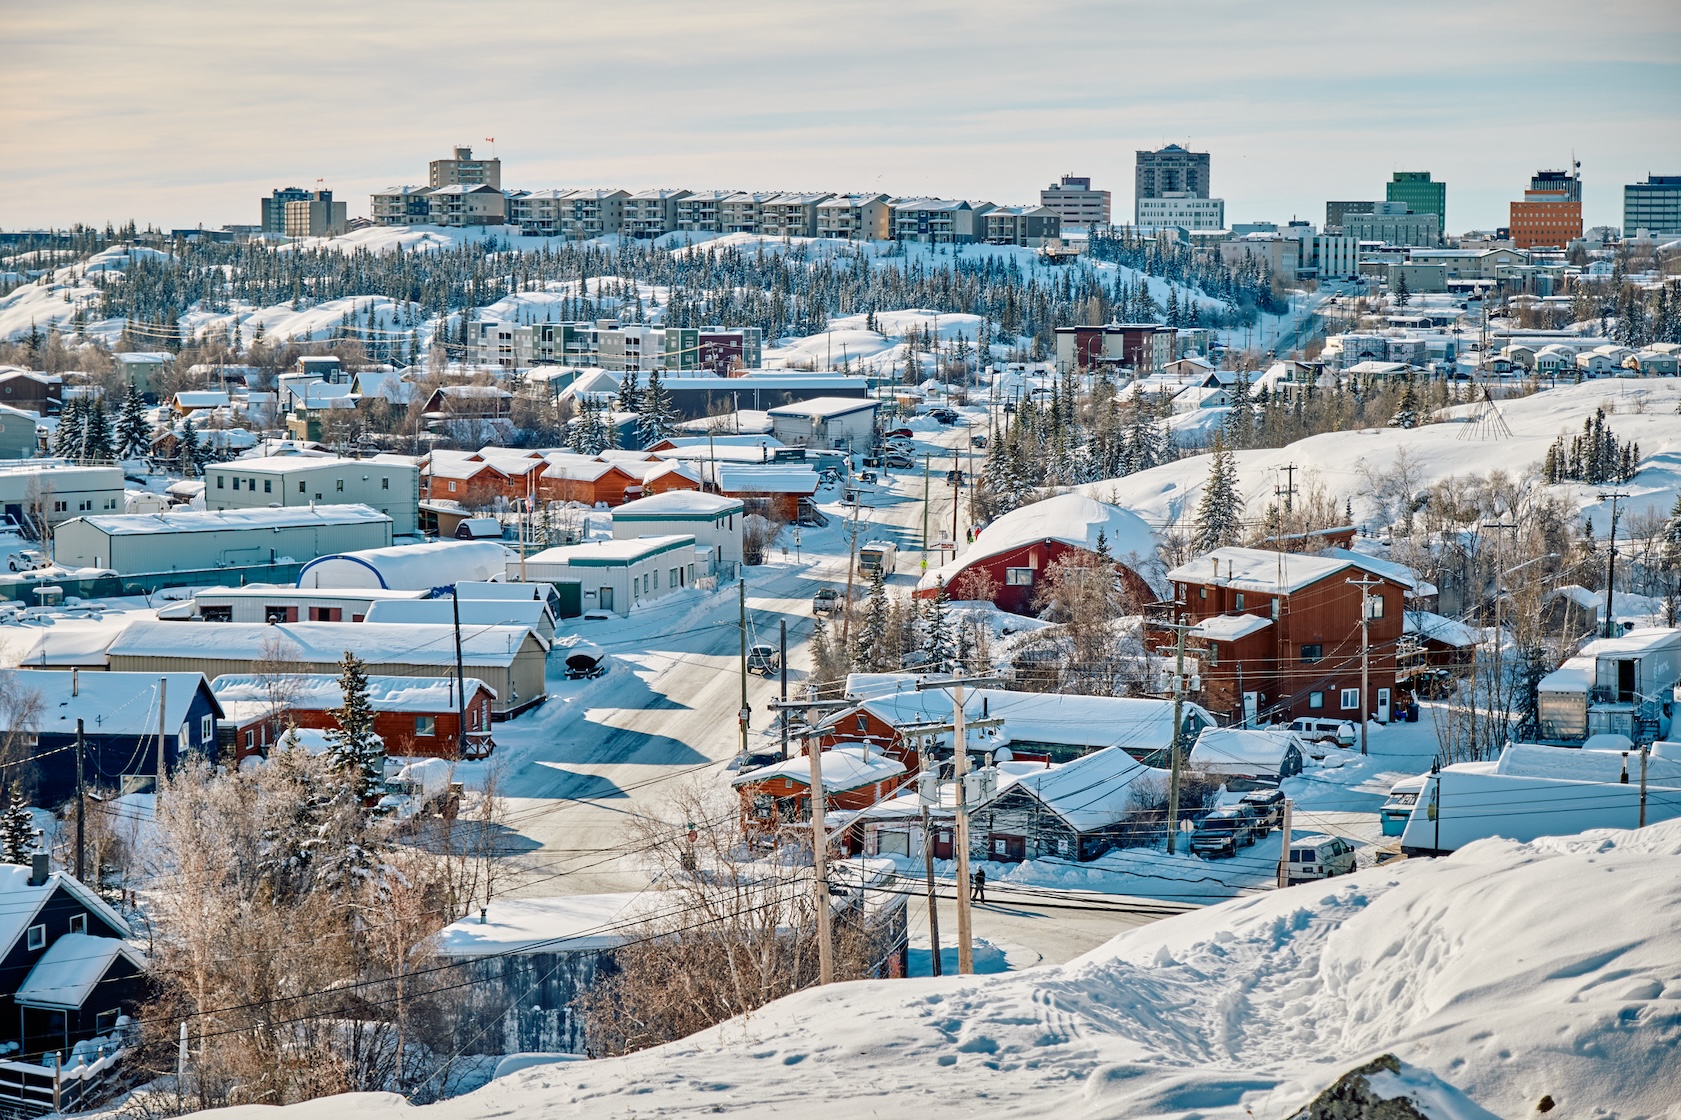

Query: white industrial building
left=611, top=491, right=744, bottom=570
left=522, top=535, right=699, bottom=616
left=766, top=397, right=879, bottom=451
left=0, top=461, right=126, bottom=533
left=203, top=454, right=420, bottom=535
left=53, top=504, right=394, bottom=573
left=296, top=540, right=512, bottom=590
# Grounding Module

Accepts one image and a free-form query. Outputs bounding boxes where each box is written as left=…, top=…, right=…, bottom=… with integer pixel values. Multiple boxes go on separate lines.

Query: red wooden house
left=212, top=673, right=497, bottom=762
left=730, top=745, right=908, bottom=839
left=539, top=456, right=645, bottom=507
left=916, top=493, right=1157, bottom=615
left=422, top=456, right=511, bottom=507
left=1159, top=546, right=1431, bottom=727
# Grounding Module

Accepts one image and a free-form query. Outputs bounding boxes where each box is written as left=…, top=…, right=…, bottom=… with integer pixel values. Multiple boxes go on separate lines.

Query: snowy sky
left=3, top=0, right=1678, bottom=233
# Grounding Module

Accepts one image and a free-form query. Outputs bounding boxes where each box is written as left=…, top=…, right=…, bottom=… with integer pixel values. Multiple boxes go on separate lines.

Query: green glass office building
left=1386, top=172, right=1446, bottom=235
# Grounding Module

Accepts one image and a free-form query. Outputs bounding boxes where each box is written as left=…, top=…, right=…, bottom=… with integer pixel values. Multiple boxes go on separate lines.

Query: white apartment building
left=557, top=189, right=629, bottom=239
left=720, top=192, right=779, bottom=234
left=511, top=189, right=577, bottom=237
left=892, top=199, right=992, bottom=243
left=1314, top=234, right=1359, bottom=280
left=1040, top=174, right=1111, bottom=228
left=816, top=194, right=893, bottom=240
left=203, top=455, right=421, bottom=536
left=623, top=189, right=692, bottom=239
left=1135, top=193, right=1225, bottom=230
left=427, top=184, right=506, bottom=227
left=371, top=185, right=435, bottom=226
left=676, top=190, right=733, bottom=233
left=760, top=193, right=832, bottom=238
left=429, top=146, right=501, bottom=190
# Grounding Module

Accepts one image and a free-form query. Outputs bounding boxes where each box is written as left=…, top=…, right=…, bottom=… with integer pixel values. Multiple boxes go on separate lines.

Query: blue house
left=0, top=857, right=145, bottom=1065
left=1, top=671, right=222, bottom=803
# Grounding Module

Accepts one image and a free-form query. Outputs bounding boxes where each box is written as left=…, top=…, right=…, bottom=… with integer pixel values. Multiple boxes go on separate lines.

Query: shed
left=297, top=540, right=512, bottom=590
left=1187, top=727, right=1306, bottom=788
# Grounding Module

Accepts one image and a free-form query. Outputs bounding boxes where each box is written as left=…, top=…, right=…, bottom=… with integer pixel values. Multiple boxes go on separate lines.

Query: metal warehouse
left=53, top=504, right=394, bottom=573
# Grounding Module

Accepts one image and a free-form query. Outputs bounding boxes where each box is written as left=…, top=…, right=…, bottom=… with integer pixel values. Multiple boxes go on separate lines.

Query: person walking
left=970, top=868, right=986, bottom=904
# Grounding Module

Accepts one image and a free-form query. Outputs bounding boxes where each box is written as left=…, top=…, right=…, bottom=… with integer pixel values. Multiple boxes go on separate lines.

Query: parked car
left=884, top=452, right=914, bottom=469
left=1287, top=835, right=1357, bottom=883
left=1287, top=717, right=1358, bottom=748
left=970, top=434, right=988, bottom=448
left=944, top=469, right=965, bottom=485
left=747, top=643, right=781, bottom=676
left=6, top=550, right=45, bottom=573
left=1238, top=788, right=1287, bottom=831
left=1191, top=807, right=1256, bottom=858
left=885, top=427, right=914, bottom=439
left=812, top=588, right=839, bottom=615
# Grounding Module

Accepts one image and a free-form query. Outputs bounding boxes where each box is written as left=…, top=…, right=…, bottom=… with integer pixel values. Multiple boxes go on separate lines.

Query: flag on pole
left=485, top=137, right=494, bottom=143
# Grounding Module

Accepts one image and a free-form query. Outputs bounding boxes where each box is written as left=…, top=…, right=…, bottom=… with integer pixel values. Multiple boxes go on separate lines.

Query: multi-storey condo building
left=1135, top=145, right=1210, bottom=223
left=261, top=187, right=315, bottom=234
left=815, top=194, right=893, bottom=240
left=1510, top=169, right=1582, bottom=249
left=1386, top=172, right=1446, bottom=233
left=982, top=206, right=1062, bottom=247
left=623, top=190, right=692, bottom=239
left=429, top=146, right=501, bottom=190
left=720, top=192, right=779, bottom=235
left=469, top=320, right=762, bottom=372
left=1341, top=202, right=1440, bottom=248
left=892, top=199, right=992, bottom=243
left=1623, top=175, right=1681, bottom=236
left=509, top=189, right=576, bottom=236
left=675, top=190, right=734, bottom=233
left=1135, top=193, right=1225, bottom=230
left=371, top=185, right=434, bottom=226
left=1039, top=174, right=1110, bottom=228
left=557, top=189, right=629, bottom=239
left=426, top=184, right=506, bottom=227
left=760, top=193, right=833, bottom=238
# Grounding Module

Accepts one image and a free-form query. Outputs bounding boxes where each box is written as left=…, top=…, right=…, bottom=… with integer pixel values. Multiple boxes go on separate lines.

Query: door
left=1243, top=692, right=1258, bottom=729
left=989, top=834, right=1027, bottom=862
left=1377, top=688, right=1391, bottom=724
left=598, top=586, right=613, bottom=612
left=1618, top=659, right=1636, bottom=702
left=933, top=828, right=953, bottom=860
left=555, top=581, right=583, bottom=619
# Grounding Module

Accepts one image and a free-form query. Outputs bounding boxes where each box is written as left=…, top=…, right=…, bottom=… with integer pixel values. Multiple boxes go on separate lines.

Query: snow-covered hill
left=1085, top=378, right=1681, bottom=535
left=199, top=819, right=1681, bottom=1119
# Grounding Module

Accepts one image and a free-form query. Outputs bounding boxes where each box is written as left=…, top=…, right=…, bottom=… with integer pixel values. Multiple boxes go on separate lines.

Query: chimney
left=29, top=853, right=49, bottom=886
left=72, top=668, right=78, bottom=697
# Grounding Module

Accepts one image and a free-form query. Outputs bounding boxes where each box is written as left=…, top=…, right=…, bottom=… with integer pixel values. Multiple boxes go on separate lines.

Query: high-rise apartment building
left=1135, top=145, right=1209, bottom=224
left=1510, top=168, right=1582, bottom=249
left=429, top=146, right=502, bottom=190
left=1623, top=175, right=1681, bottom=236
left=1040, top=174, right=1111, bottom=228
left=1386, top=172, right=1446, bottom=236
left=282, top=191, right=347, bottom=238
left=1325, top=200, right=1378, bottom=233
left=260, top=187, right=315, bottom=234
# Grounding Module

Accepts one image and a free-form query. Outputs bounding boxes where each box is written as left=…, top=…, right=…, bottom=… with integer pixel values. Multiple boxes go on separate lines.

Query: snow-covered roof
left=111, top=621, right=539, bottom=668
left=1496, top=742, right=1681, bottom=786
left=731, top=745, right=906, bottom=793
left=1575, top=627, right=1681, bottom=658
left=1192, top=613, right=1273, bottom=642
left=525, top=534, right=696, bottom=566
left=211, top=672, right=494, bottom=711
left=764, top=397, right=879, bottom=419
left=919, top=493, right=1157, bottom=592
left=432, top=893, right=651, bottom=957
left=1167, top=546, right=1429, bottom=596
left=1537, top=655, right=1593, bottom=694
left=1405, top=610, right=1480, bottom=648
left=363, top=597, right=548, bottom=631
left=714, top=464, right=819, bottom=495
left=68, top=504, right=389, bottom=537
left=1188, top=727, right=1302, bottom=774
left=1001, top=746, right=1165, bottom=833
left=15, top=933, right=145, bottom=1011
left=174, top=391, right=230, bottom=408
left=613, top=491, right=743, bottom=518
left=0, top=669, right=216, bottom=736
left=296, top=540, right=513, bottom=590
left=0, top=866, right=133, bottom=961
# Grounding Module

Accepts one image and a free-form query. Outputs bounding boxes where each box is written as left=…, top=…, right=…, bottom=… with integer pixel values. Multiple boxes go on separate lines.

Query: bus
left=858, top=541, right=898, bottom=578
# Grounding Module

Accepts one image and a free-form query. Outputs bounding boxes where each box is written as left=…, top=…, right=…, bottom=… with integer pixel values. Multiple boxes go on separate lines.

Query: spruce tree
left=1191, top=437, right=1242, bottom=553
left=179, top=418, right=201, bottom=477
left=853, top=569, right=890, bottom=672
left=83, top=400, right=115, bottom=462
left=1389, top=376, right=1421, bottom=429
left=117, top=385, right=152, bottom=461
left=328, top=652, right=383, bottom=801
left=617, top=369, right=640, bottom=414
left=53, top=396, right=83, bottom=458
left=920, top=580, right=954, bottom=672
left=637, top=369, right=674, bottom=447
left=1394, top=271, right=1411, bottom=308
left=0, top=784, right=35, bottom=865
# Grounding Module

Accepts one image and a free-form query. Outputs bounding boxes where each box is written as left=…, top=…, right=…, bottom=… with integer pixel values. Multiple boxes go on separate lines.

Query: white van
left=1287, top=835, right=1357, bottom=884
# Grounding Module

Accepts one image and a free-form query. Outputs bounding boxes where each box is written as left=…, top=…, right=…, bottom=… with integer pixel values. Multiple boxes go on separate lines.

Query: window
left=1341, top=688, right=1360, bottom=710
left=264, top=479, right=272, bottom=493
left=201, top=715, right=213, bottom=741
left=245, top=730, right=255, bottom=750
left=232, top=478, right=240, bottom=490
left=216, top=476, right=225, bottom=489
left=53, top=500, right=66, bottom=513
left=336, top=480, right=344, bottom=492
left=247, top=478, right=255, bottom=491
left=26, top=924, right=44, bottom=951
left=1300, top=644, right=1323, bottom=663
left=1309, top=691, right=1324, bottom=710
left=1199, top=586, right=1207, bottom=598
left=68, top=914, right=86, bottom=935
left=95, top=1009, right=119, bottom=1033
left=78, top=500, right=91, bottom=511
left=1005, top=568, right=1034, bottom=586
left=448, top=480, right=457, bottom=493
left=381, top=477, right=389, bottom=490
left=671, top=568, right=680, bottom=588
left=415, top=716, right=436, bottom=736
left=1235, top=593, right=1245, bottom=609
left=1367, top=594, right=1385, bottom=619
left=298, top=481, right=306, bottom=493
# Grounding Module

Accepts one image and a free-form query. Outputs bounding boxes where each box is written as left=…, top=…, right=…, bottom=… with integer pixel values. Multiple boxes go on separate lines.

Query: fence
left=0, top=1048, right=127, bottom=1117
left=0, top=560, right=309, bottom=604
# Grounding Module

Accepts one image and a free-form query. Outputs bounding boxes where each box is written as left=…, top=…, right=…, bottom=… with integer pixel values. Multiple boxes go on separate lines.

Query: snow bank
left=197, top=819, right=1681, bottom=1120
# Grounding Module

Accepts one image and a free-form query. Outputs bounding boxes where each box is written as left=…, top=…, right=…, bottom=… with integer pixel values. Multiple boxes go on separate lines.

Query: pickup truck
left=376, top=759, right=461, bottom=822
left=1191, top=807, right=1257, bottom=858
left=812, top=588, right=839, bottom=615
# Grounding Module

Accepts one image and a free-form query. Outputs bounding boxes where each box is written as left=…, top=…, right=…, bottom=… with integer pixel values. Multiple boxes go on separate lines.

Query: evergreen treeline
left=1542, top=407, right=1640, bottom=485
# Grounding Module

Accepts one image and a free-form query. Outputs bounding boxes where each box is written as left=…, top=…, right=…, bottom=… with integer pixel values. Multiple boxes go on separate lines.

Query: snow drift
left=197, top=819, right=1681, bottom=1119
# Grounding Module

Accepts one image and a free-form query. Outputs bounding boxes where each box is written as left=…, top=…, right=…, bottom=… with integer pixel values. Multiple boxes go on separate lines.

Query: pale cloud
left=2, top=0, right=1677, bottom=231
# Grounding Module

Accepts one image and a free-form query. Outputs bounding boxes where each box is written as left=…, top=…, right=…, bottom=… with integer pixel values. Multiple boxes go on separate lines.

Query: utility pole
left=156, top=676, right=167, bottom=796
left=75, top=719, right=85, bottom=883
left=950, top=679, right=972, bottom=974
left=1347, top=575, right=1383, bottom=755
left=805, top=732, right=835, bottom=985
left=738, top=576, right=749, bottom=758
left=921, top=453, right=931, bottom=572
left=451, top=587, right=468, bottom=753
left=1159, top=611, right=1193, bottom=854
left=1639, top=741, right=1649, bottom=828
left=1275, top=463, right=1297, bottom=521
left=950, top=455, right=960, bottom=549
left=1598, top=490, right=1628, bottom=637
left=1275, top=797, right=1292, bottom=889
left=840, top=489, right=863, bottom=650
left=779, top=618, right=789, bottom=759
left=919, top=765, right=942, bottom=977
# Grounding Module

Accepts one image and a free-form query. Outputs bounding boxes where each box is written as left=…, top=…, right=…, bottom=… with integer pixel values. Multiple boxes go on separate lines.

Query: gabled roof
left=0, top=867, right=133, bottom=961
left=211, top=672, right=495, bottom=711
left=1188, top=727, right=1303, bottom=772
left=1167, top=546, right=1431, bottom=596
left=996, top=746, right=1164, bottom=833
left=730, top=745, right=905, bottom=793
left=0, top=669, right=219, bottom=736
left=15, top=933, right=146, bottom=1011
left=919, top=493, right=1156, bottom=592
